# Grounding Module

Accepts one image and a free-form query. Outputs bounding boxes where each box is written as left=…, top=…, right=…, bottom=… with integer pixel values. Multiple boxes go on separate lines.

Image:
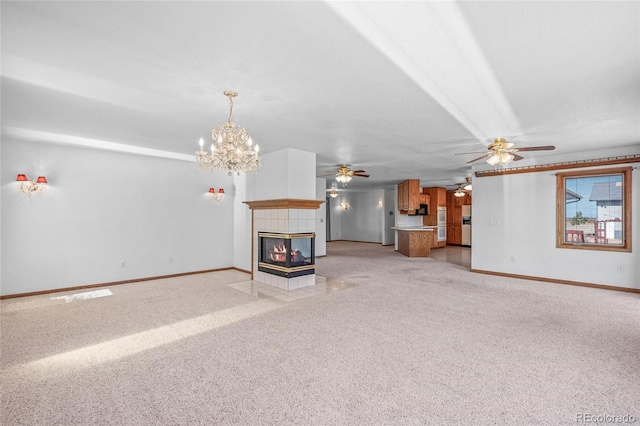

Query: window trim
left=556, top=166, right=632, bottom=252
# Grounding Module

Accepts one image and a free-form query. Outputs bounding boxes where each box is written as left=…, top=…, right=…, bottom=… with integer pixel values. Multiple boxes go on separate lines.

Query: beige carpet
left=1, top=242, right=639, bottom=425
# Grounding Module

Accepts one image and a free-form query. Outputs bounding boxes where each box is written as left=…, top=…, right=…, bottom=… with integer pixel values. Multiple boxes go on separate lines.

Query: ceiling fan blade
left=455, top=151, right=488, bottom=155
left=353, top=173, right=370, bottom=177
left=351, top=170, right=366, bottom=174
left=466, top=154, right=489, bottom=164
left=515, top=145, right=556, bottom=152
left=511, top=154, right=524, bottom=161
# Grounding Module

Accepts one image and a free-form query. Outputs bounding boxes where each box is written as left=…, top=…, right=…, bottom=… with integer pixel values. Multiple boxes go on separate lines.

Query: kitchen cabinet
left=448, top=224, right=462, bottom=245
left=446, top=190, right=471, bottom=245
left=421, top=187, right=446, bottom=226
left=429, top=227, right=439, bottom=249
left=397, top=179, right=420, bottom=213
left=395, top=228, right=433, bottom=257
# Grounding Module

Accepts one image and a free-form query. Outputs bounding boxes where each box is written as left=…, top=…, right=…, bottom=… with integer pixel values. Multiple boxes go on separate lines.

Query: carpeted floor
left=1, top=241, right=639, bottom=425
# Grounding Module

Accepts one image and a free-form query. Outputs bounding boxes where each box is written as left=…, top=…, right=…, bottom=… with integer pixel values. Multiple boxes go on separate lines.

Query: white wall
left=382, top=189, right=396, bottom=245
left=315, top=178, right=327, bottom=256
left=471, top=147, right=640, bottom=290
left=1, top=139, right=235, bottom=296
left=328, top=195, right=342, bottom=241
left=328, top=189, right=385, bottom=243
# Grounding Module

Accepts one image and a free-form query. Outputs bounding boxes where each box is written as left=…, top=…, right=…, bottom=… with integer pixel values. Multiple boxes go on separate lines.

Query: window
left=556, top=167, right=631, bottom=251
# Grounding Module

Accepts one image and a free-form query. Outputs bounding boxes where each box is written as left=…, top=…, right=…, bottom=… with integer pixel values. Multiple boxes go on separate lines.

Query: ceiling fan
left=319, top=164, right=370, bottom=186
left=448, top=177, right=472, bottom=197
left=456, top=137, right=556, bottom=165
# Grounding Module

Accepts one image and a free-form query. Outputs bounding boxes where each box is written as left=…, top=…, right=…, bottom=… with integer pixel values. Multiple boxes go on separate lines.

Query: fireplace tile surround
left=244, top=199, right=324, bottom=291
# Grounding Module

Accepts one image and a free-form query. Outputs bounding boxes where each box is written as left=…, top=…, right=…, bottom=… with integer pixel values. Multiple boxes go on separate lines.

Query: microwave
left=409, top=204, right=429, bottom=216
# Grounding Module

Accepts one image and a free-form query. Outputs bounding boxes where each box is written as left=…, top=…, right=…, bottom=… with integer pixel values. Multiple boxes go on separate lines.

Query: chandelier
left=16, top=174, right=47, bottom=196
left=196, top=91, right=260, bottom=175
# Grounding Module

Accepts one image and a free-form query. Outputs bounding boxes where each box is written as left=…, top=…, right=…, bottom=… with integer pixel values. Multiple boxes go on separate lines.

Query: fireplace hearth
left=258, top=232, right=315, bottom=278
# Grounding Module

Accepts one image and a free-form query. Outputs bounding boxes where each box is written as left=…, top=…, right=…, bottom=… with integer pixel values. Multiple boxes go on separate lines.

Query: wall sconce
left=378, top=199, right=383, bottom=207
left=329, top=189, right=338, bottom=198
left=208, top=187, right=225, bottom=202
left=341, top=201, right=349, bottom=211
left=16, top=174, right=48, bottom=197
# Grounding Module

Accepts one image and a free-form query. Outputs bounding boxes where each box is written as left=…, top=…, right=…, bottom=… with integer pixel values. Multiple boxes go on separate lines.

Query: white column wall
left=246, top=148, right=316, bottom=200
left=382, top=189, right=396, bottom=245
left=232, top=173, right=252, bottom=272
left=315, top=178, right=327, bottom=256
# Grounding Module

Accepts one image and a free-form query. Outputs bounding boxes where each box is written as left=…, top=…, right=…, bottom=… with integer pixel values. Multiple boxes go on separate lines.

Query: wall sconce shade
left=36, top=176, right=48, bottom=184
left=16, top=174, right=28, bottom=182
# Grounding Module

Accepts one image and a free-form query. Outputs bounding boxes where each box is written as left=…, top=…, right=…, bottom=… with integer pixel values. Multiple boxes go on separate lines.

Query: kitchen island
left=391, top=227, right=435, bottom=257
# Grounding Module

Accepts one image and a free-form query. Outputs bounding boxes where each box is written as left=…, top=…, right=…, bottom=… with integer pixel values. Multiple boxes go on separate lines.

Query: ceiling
left=2, top=1, right=639, bottom=190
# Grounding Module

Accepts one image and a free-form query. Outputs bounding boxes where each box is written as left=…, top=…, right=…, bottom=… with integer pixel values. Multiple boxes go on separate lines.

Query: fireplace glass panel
left=262, top=237, right=288, bottom=265
left=290, top=238, right=312, bottom=267
left=258, top=232, right=315, bottom=278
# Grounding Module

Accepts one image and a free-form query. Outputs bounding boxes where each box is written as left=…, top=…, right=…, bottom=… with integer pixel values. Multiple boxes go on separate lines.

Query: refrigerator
left=461, top=205, right=471, bottom=246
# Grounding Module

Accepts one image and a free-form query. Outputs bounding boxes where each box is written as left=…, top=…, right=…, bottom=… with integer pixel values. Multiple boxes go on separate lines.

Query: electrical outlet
left=510, top=256, right=516, bottom=263
left=120, top=261, right=126, bottom=268
left=490, top=220, right=500, bottom=225
left=169, top=256, right=174, bottom=264
left=617, top=264, right=624, bottom=272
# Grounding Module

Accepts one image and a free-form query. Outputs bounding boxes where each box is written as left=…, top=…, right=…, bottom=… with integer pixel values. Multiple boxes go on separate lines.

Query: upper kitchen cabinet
left=398, top=179, right=421, bottom=213
left=421, top=187, right=446, bottom=225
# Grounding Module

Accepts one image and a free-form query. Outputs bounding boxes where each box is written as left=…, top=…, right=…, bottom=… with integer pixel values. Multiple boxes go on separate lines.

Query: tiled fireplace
left=244, top=199, right=323, bottom=290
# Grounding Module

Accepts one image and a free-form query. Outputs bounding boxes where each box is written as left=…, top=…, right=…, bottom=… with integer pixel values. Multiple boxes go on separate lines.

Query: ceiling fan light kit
left=319, top=164, right=370, bottom=187
left=463, top=177, right=472, bottom=191
left=456, top=137, right=556, bottom=166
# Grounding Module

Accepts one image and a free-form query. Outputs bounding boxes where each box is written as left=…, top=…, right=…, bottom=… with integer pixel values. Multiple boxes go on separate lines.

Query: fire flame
left=268, top=245, right=303, bottom=263
left=269, top=244, right=287, bottom=262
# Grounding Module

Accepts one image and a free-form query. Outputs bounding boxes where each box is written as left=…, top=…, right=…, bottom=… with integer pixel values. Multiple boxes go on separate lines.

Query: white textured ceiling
left=2, top=1, right=639, bottom=189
